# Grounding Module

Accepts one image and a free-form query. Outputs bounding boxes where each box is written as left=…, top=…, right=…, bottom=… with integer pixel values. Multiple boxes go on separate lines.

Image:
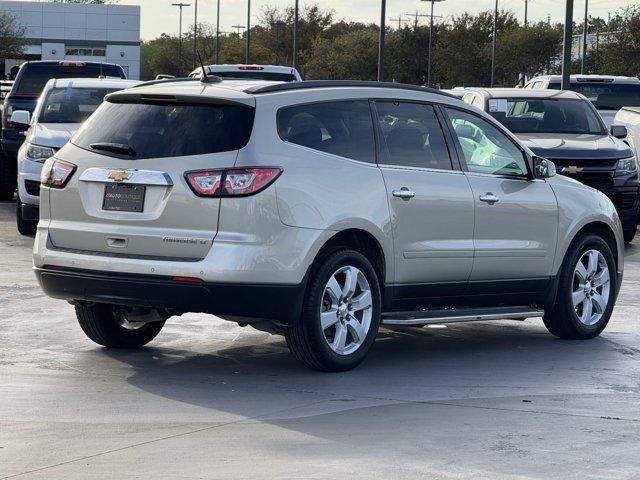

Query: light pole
left=378, top=0, right=386, bottom=81
left=421, top=0, right=445, bottom=88
left=524, top=0, right=528, bottom=27
left=561, top=0, right=574, bottom=90
left=246, top=0, right=251, bottom=64
left=215, top=0, right=221, bottom=64
left=192, top=0, right=198, bottom=70
left=491, top=0, right=498, bottom=87
left=172, top=2, right=191, bottom=76
left=581, top=0, right=589, bottom=74
left=293, top=0, right=299, bottom=70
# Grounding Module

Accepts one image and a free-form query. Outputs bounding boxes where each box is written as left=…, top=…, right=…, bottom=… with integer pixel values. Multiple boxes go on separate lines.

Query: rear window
left=15, top=64, right=125, bottom=95
left=72, top=101, right=255, bottom=159
left=39, top=86, right=119, bottom=124
left=277, top=100, right=375, bottom=163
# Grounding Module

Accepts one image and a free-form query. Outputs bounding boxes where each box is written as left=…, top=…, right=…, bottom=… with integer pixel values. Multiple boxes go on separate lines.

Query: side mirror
left=533, top=157, right=556, bottom=179
left=610, top=124, right=628, bottom=139
left=10, top=110, right=30, bottom=126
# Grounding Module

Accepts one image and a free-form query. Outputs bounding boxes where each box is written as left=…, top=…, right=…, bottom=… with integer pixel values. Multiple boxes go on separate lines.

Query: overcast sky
left=11, top=0, right=636, bottom=39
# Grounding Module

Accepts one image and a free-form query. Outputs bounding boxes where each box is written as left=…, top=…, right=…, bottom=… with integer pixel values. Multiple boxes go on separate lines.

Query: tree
left=596, top=5, right=640, bottom=76
left=0, top=12, right=25, bottom=66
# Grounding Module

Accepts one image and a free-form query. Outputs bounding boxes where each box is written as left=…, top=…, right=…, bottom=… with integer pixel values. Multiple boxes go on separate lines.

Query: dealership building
left=1, top=1, right=140, bottom=79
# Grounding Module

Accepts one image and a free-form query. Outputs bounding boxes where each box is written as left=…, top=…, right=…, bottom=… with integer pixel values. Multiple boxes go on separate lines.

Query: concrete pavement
left=1, top=201, right=639, bottom=479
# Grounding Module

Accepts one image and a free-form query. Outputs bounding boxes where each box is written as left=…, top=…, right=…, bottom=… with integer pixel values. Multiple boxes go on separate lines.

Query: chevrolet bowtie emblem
left=562, top=166, right=583, bottom=174
left=108, top=171, right=131, bottom=182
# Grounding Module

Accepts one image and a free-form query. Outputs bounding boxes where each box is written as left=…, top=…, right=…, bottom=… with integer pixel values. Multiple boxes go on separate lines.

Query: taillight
left=222, top=168, right=281, bottom=196
left=185, top=167, right=282, bottom=197
left=185, top=169, right=223, bottom=196
left=40, top=158, right=77, bottom=188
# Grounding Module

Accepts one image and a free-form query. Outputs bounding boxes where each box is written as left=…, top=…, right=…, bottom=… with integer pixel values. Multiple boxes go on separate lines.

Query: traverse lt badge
left=108, top=171, right=131, bottom=182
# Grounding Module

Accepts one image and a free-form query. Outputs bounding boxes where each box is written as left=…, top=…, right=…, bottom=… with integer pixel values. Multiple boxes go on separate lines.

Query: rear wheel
left=285, top=249, right=381, bottom=372
left=75, top=303, right=165, bottom=348
left=16, top=196, right=37, bottom=235
left=543, top=234, right=616, bottom=339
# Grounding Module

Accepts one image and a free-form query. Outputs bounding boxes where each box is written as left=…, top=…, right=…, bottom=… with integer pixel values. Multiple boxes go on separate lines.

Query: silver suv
left=34, top=79, right=625, bottom=371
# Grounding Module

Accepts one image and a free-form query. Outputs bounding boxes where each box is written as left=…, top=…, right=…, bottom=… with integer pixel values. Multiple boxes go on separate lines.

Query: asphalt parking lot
left=1, top=200, right=639, bottom=480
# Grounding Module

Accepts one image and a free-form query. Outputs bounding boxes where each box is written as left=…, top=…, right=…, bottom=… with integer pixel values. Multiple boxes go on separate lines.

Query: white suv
left=13, top=77, right=140, bottom=234
left=34, top=78, right=624, bottom=371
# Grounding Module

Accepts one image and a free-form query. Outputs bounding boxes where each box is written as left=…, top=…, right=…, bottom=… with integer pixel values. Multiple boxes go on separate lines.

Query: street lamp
left=172, top=2, right=191, bottom=76
left=491, top=0, right=497, bottom=87
left=420, top=0, right=445, bottom=88
left=561, top=0, right=575, bottom=90
left=246, top=0, right=251, bottom=64
left=192, top=0, right=198, bottom=70
left=581, top=0, right=589, bottom=74
left=378, top=0, right=386, bottom=81
left=215, top=0, right=221, bottom=64
left=293, top=0, right=299, bottom=70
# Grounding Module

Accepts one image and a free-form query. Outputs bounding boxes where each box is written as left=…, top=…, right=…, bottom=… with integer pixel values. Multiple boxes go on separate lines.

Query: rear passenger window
left=278, top=101, right=375, bottom=163
left=374, top=101, right=452, bottom=170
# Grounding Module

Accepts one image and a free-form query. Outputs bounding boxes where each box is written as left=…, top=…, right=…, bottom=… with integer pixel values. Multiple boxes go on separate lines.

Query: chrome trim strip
left=382, top=309, right=544, bottom=326
left=79, top=168, right=174, bottom=186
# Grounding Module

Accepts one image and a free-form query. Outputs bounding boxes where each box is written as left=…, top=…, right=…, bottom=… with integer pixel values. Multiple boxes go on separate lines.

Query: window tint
left=278, top=100, right=375, bottom=163
left=39, top=87, right=119, bottom=124
left=73, top=101, right=255, bottom=159
left=375, top=101, right=452, bottom=170
left=445, top=108, right=528, bottom=177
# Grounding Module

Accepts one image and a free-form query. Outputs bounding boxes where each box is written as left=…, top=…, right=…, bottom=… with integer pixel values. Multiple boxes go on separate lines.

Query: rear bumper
left=34, top=267, right=306, bottom=324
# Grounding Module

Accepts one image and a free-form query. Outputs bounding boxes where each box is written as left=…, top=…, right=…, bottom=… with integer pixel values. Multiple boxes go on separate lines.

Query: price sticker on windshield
left=488, top=99, right=507, bottom=113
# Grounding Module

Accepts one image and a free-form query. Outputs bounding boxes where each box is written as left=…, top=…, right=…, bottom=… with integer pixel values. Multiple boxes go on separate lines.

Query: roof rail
left=131, top=76, right=221, bottom=89
left=245, top=80, right=457, bottom=98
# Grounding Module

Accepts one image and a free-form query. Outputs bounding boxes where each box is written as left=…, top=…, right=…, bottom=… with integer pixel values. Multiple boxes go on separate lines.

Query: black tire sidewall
left=301, top=249, right=381, bottom=371
left=558, top=234, right=617, bottom=337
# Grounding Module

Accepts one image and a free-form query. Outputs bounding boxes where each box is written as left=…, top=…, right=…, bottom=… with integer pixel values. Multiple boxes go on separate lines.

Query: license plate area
left=102, top=184, right=146, bottom=212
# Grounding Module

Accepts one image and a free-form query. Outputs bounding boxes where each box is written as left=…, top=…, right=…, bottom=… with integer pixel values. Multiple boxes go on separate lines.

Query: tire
left=0, top=154, right=17, bottom=201
left=285, top=249, right=381, bottom=372
left=543, top=233, right=617, bottom=340
left=623, top=223, right=637, bottom=244
left=75, top=303, right=166, bottom=348
left=16, top=197, right=37, bottom=235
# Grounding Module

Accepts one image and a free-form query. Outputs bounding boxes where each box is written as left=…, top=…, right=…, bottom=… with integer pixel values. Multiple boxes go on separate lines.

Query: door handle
left=392, top=187, right=415, bottom=200
left=479, top=193, right=500, bottom=204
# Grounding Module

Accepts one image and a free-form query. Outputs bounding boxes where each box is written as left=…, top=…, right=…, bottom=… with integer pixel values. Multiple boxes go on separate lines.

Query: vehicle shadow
left=100, top=320, right=624, bottom=415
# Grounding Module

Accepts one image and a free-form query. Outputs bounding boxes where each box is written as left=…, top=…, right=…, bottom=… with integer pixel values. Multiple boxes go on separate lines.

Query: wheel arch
left=308, top=228, right=388, bottom=300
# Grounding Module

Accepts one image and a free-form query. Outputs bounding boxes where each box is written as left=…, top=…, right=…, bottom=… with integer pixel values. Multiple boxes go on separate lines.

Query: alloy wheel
left=572, top=249, right=611, bottom=326
left=320, top=265, right=373, bottom=355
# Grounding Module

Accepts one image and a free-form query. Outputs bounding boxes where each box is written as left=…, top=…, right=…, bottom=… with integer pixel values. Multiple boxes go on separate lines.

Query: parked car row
left=1, top=60, right=637, bottom=370
left=1, top=61, right=127, bottom=200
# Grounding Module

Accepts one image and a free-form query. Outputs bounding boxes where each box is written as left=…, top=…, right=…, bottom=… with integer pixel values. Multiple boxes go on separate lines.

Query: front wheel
left=76, top=304, right=166, bottom=348
left=543, top=234, right=616, bottom=339
left=285, top=249, right=381, bottom=372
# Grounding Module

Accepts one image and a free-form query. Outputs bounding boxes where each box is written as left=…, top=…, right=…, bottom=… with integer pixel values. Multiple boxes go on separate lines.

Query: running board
left=381, top=306, right=544, bottom=327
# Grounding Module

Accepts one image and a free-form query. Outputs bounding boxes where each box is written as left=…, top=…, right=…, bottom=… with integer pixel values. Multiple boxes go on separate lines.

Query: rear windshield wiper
left=89, top=142, right=137, bottom=157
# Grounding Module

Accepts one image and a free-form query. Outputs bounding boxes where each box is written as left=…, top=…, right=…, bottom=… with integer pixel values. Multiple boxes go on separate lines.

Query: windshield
left=72, top=101, right=255, bottom=159
left=211, top=71, right=295, bottom=81
left=16, top=64, right=125, bottom=96
left=488, top=98, right=606, bottom=135
left=38, top=86, right=119, bottom=124
left=548, top=81, right=640, bottom=110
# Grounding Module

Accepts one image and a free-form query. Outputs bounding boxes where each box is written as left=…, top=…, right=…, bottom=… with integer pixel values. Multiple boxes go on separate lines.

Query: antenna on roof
left=197, top=51, right=210, bottom=83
